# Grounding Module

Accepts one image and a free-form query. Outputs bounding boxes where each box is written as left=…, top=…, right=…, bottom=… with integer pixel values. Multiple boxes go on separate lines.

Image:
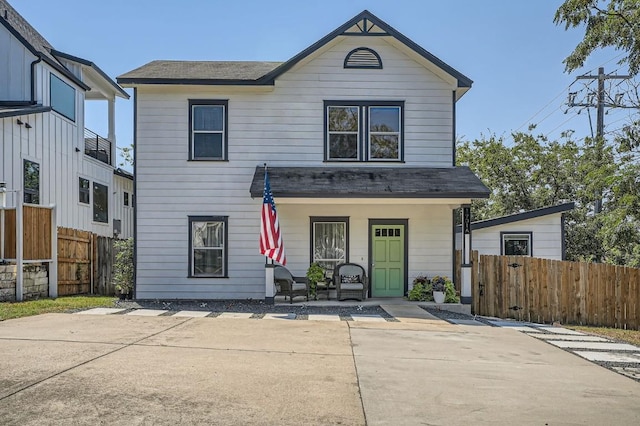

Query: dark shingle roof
left=0, top=0, right=55, bottom=61
left=117, top=60, right=283, bottom=84
left=117, top=11, right=472, bottom=91
left=0, top=0, right=89, bottom=90
left=249, top=167, right=490, bottom=199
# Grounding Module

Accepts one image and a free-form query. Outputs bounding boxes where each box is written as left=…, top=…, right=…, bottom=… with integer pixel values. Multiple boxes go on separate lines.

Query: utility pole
left=567, top=67, right=632, bottom=213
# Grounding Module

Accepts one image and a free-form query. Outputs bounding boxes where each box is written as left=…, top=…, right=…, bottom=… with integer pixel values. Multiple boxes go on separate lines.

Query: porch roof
left=249, top=166, right=490, bottom=199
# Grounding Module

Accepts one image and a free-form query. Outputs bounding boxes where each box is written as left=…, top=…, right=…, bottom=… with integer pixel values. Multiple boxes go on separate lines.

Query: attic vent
left=344, top=47, right=382, bottom=69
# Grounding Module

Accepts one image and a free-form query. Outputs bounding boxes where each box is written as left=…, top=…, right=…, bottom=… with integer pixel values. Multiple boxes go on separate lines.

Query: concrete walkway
left=0, top=313, right=639, bottom=425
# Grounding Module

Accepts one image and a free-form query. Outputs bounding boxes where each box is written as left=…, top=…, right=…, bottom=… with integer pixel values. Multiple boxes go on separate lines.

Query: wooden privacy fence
left=57, top=228, right=116, bottom=296
left=57, top=228, right=92, bottom=296
left=1, top=205, right=52, bottom=260
left=469, top=254, right=640, bottom=330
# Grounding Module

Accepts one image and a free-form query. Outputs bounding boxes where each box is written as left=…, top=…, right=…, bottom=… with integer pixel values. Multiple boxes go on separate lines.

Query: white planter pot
left=433, top=291, right=445, bottom=304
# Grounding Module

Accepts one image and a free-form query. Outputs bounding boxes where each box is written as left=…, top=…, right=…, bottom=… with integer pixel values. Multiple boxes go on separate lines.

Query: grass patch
left=567, top=325, right=640, bottom=347
left=0, top=296, right=116, bottom=321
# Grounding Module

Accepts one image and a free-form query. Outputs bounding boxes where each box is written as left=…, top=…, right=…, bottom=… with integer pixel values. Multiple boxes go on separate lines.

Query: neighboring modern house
left=0, top=0, right=130, bottom=239
left=113, top=168, right=134, bottom=239
left=117, top=10, right=490, bottom=302
left=455, top=203, right=575, bottom=260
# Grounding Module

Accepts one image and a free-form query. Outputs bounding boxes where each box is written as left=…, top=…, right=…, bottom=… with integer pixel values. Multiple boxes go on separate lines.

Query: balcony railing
left=84, top=128, right=112, bottom=166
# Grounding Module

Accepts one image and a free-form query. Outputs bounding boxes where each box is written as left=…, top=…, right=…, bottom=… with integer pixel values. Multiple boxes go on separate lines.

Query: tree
left=457, top=131, right=640, bottom=266
left=117, top=143, right=134, bottom=169
left=555, top=0, right=640, bottom=75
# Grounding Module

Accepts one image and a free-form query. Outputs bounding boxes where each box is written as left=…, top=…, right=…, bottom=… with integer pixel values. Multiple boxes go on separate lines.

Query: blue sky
left=13, top=0, right=634, bottom=167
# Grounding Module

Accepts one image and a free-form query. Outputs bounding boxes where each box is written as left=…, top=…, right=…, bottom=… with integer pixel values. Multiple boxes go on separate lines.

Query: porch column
left=107, top=96, right=116, bottom=163
left=460, top=205, right=472, bottom=304
left=265, top=261, right=275, bottom=304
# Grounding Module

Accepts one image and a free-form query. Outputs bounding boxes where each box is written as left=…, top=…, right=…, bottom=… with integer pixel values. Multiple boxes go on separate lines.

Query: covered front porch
left=250, top=166, right=490, bottom=305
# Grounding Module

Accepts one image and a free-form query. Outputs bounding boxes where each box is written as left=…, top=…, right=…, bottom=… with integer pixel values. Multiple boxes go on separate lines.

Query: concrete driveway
left=0, top=313, right=639, bottom=425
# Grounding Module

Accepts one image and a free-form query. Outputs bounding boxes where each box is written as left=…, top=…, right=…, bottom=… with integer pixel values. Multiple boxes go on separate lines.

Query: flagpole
left=262, top=162, right=276, bottom=303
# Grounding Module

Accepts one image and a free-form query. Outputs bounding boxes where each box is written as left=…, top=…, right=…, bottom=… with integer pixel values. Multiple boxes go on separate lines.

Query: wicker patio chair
left=333, top=263, right=367, bottom=301
left=274, top=265, right=309, bottom=304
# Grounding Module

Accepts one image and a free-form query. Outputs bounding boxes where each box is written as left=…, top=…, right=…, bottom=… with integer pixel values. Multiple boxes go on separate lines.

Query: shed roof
left=455, top=203, right=576, bottom=231
left=249, top=166, right=490, bottom=199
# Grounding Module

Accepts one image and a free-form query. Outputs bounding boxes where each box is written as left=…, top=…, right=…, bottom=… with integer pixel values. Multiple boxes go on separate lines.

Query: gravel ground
left=112, top=299, right=393, bottom=320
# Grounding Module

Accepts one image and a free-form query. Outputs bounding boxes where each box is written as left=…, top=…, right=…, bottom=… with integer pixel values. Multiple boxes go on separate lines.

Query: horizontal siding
left=135, top=35, right=461, bottom=298
left=455, top=214, right=564, bottom=260
left=136, top=203, right=454, bottom=299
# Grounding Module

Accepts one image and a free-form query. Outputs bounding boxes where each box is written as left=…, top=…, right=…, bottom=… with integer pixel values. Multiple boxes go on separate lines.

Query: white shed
left=456, top=203, right=575, bottom=260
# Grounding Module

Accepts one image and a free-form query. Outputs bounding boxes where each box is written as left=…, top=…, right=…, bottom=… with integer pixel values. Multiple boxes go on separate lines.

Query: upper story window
left=344, top=47, right=383, bottom=69
left=325, top=101, right=403, bottom=162
left=124, top=192, right=130, bottom=206
left=23, top=160, right=40, bottom=204
left=50, top=74, right=76, bottom=121
left=189, top=100, right=228, bottom=161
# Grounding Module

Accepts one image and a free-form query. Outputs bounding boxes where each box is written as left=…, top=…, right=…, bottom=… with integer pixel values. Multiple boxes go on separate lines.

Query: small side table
left=315, top=278, right=333, bottom=300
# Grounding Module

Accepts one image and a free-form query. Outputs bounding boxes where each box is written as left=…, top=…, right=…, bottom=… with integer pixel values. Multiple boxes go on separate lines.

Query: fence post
left=49, top=206, right=58, bottom=298
left=16, top=191, right=23, bottom=301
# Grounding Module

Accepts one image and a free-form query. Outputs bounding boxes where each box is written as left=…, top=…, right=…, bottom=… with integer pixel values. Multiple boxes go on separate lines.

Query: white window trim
left=326, top=105, right=360, bottom=161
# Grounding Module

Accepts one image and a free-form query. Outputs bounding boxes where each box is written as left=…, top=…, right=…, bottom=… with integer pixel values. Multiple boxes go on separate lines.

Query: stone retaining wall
left=0, top=264, right=49, bottom=302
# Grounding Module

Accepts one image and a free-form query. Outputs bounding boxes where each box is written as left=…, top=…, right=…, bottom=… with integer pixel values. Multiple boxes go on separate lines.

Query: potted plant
left=407, top=274, right=431, bottom=301
left=306, top=262, right=326, bottom=298
left=431, top=275, right=446, bottom=304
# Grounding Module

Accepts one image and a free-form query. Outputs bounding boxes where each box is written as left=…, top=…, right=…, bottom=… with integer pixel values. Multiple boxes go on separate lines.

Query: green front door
left=371, top=224, right=405, bottom=297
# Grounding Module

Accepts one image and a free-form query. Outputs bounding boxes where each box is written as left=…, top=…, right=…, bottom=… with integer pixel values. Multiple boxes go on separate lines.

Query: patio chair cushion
left=291, top=282, right=307, bottom=291
left=340, top=283, right=364, bottom=290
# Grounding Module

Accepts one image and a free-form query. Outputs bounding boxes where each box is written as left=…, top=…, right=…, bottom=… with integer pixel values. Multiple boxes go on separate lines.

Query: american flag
left=259, top=168, right=286, bottom=265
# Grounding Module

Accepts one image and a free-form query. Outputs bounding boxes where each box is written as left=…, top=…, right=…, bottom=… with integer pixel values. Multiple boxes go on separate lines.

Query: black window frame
left=92, top=182, right=109, bottom=224
left=79, top=177, right=90, bottom=205
left=23, top=159, right=40, bottom=204
left=500, top=232, right=533, bottom=256
left=50, top=73, right=76, bottom=122
left=309, top=216, right=350, bottom=276
left=188, top=99, right=229, bottom=161
left=188, top=215, right=229, bottom=278
left=324, top=100, right=404, bottom=162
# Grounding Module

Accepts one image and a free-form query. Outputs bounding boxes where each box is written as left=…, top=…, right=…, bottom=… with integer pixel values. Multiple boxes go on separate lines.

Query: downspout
left=30, top=54, right=42, bottom=105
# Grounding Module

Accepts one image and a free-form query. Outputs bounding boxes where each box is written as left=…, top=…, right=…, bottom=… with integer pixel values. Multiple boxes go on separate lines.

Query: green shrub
left=408, top=274, right=459, bottom=302
left=113, top=238, right=134, bottom=295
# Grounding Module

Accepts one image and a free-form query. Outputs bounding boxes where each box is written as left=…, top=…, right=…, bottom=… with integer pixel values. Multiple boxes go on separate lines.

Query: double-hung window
left=189, top=216, right=228, bottom=277
left=310, top=217, right=349, bottom=274
left=189, top=100, right=228, bottom=160
left=325, top=101, right=403, bottom=162
left=501, top=232, right=532, bottom=256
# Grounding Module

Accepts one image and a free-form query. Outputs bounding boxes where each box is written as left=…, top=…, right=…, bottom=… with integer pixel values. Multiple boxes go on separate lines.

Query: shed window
left=502, top=233, right=532, bottom=256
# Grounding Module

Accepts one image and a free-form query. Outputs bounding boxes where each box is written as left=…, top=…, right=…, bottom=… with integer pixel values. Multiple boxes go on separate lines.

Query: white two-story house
left=0, top=0, right=132, bottom=239
left=118, top=10, right=489, bottom=302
